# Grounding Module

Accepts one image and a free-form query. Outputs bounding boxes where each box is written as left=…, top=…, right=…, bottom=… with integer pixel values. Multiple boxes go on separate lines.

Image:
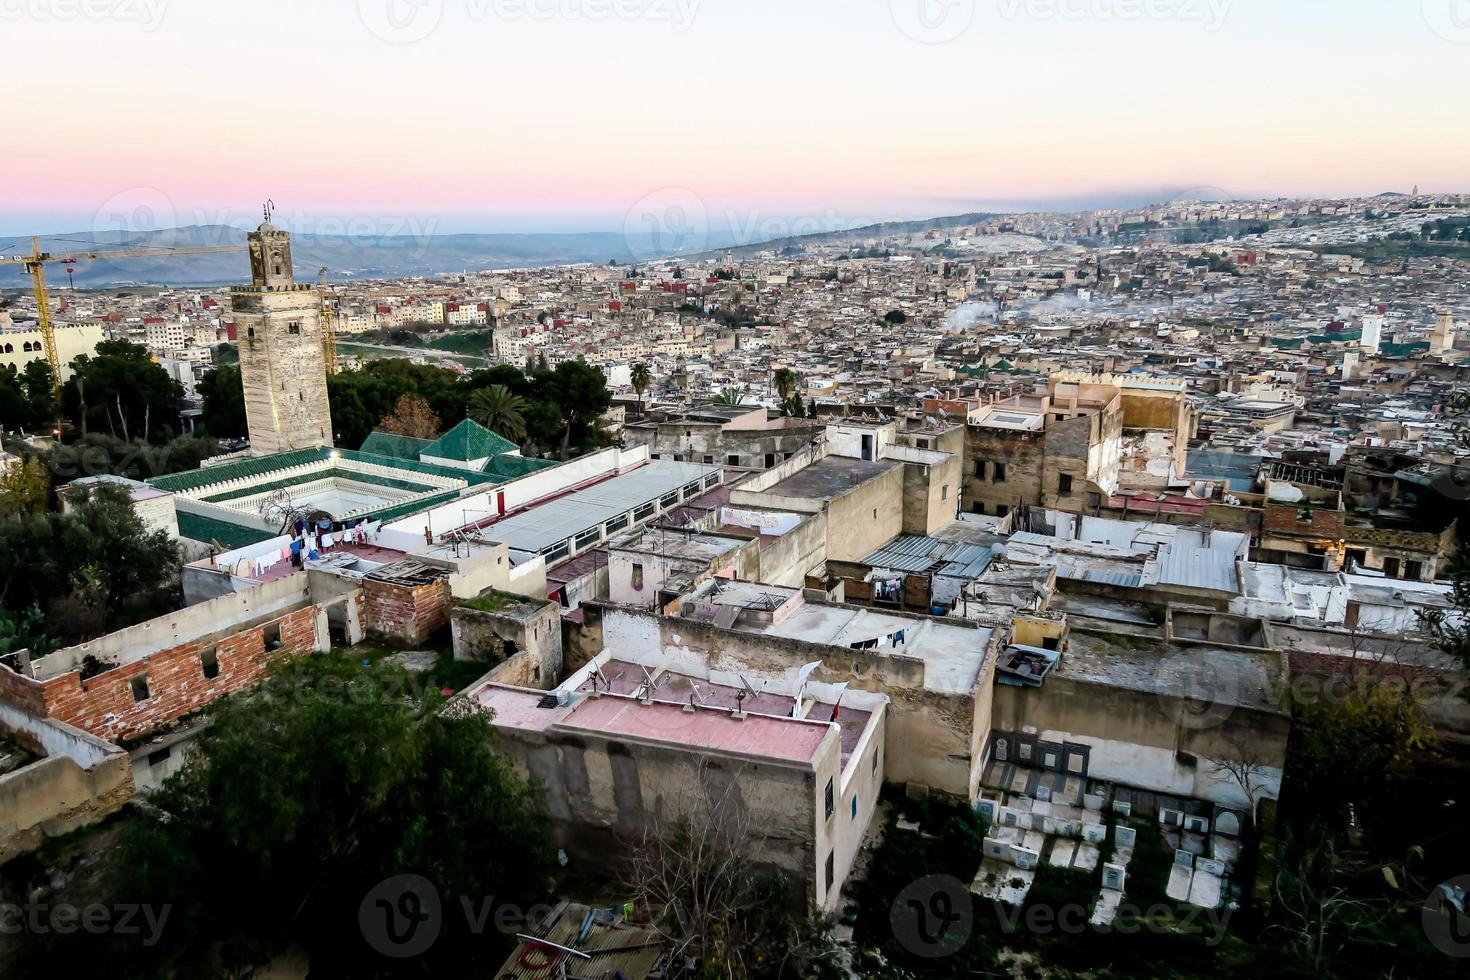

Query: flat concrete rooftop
left=770, top=605, right=990, bottom=695
left=1060, top=628, right=1287, bottom=714
left=590, top=659, right=875, bottom=767
left=473, top=683, right=834, bottom=765
left=763, top=456, right=898, bottom=501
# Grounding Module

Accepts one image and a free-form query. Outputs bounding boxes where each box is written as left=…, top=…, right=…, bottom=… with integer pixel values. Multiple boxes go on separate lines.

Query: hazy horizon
left=5, top=0, right=1468, bottom=240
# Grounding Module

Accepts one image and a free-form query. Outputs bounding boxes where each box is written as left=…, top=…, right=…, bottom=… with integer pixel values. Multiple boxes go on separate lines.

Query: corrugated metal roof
left=1147, top=545, right=1239, bottom=593
left=487, top=460, right=719, bottom=554
left=860, top=535, right=947, bottom=573
left=1056, top=564, right=1143, bottom=588
left=936, top=542, right=996, bottom=579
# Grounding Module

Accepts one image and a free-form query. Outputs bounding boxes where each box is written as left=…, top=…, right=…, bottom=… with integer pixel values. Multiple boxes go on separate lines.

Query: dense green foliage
left=0, top=361, right=55, bottom=432
left=196, top=364, right=247, bottom=438
left=0, top=482, right=178, bottom=648
left=54, top=654, right=556, bottom=978
left=199, top=357, right=612, bottom=457
left=60, top=341, right=185, bottom=441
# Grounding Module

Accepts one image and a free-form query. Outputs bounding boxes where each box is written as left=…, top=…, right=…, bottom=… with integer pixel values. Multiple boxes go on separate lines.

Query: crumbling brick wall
left=361, top=576, right=451, bottom=646
left=35, top=605, right=322, bottom=743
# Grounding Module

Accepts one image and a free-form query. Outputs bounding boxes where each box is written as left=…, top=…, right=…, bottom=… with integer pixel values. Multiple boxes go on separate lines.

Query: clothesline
left=221, top=517, right=383, bottom=578
left=849, top=628, right=907, bottom=651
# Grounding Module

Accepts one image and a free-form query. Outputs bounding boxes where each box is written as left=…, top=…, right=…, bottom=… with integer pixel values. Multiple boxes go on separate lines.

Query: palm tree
left=630, top=363, right=652, bottom=414
left=468, top=385, right=528, bottom=443
left=772, top=367, right=798, bottom=401
left=711, top=388, right=743, bottom=407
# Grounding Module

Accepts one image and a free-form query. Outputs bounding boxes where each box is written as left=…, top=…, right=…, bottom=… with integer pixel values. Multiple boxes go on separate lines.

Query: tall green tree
left=467, top=384, right=528, bottom=443
left=772, top=367, right=799, bottom=401
left=61, top=340, right=185, bottom=442
left=537, top=360, right=612, bottom=460
left=630, top=362, right=652, bottom=414
left=0, top=482, right=178, bottom=645
left=93, top=655, right=553, bottom=977
left=197, top=364, right=247, bottom=439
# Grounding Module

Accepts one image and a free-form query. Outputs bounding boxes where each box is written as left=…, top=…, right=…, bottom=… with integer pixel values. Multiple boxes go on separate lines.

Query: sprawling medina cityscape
left=1, top=3, right=1468, bottom=978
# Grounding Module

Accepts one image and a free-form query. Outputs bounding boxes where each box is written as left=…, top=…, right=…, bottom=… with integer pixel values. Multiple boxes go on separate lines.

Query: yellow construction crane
left=0, top=238, right=243, bottom=408
left=319, top=266, right=339, bottom=375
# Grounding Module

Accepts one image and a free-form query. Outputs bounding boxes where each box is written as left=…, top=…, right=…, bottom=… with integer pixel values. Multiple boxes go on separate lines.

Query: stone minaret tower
left=233, top=212, right=334, bottom=455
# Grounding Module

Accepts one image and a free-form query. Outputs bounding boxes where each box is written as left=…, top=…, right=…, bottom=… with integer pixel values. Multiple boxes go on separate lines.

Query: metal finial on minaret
left=263, top=199, right=275, bottom=224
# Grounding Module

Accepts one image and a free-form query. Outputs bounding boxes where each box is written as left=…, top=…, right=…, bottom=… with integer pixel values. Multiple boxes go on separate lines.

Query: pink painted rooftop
left=473, top=682, right=833, bottom=765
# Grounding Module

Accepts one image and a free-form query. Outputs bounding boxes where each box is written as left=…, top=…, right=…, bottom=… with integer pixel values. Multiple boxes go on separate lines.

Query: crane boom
left=1, top=239, right=245, bottom=409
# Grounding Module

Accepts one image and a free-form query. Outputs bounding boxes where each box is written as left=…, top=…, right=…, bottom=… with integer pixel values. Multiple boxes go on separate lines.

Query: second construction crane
left=0, top=238, right=243, bottom=408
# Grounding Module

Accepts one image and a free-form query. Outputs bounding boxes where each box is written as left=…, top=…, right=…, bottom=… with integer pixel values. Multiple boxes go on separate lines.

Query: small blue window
left=851, top=795, right=859, bottom=820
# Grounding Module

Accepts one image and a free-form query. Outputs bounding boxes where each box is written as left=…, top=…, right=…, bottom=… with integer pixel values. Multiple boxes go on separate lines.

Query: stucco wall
left=450, top=599, right=562, bottom=689
left=989, top=670, right=1290, bottom=809
left=0, top=707, right=133, bottom=865
left=492, top=714, right=838, bottom=909
left=593, top=603, right=987, bottom=798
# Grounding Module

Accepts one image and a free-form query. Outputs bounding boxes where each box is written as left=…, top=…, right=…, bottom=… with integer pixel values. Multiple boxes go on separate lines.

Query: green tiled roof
left=337, top=448, right=502, bottom=487
left=148, top=445, right=506, bottom=495
left=148, top=448, right=328, bottom=492
left=423, top=419, right=518, bottom=462
left=359, top=431, right=433, bottom=461
left=483, top=453, right=557, bottom=481
left=176, top=512, right=278, bottom=549
left=199, top=468, right=437, bottom=503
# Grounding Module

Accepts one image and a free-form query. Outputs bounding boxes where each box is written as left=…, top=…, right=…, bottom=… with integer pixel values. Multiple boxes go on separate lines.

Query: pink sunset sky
left=4, top=0, right=1467, bottom=237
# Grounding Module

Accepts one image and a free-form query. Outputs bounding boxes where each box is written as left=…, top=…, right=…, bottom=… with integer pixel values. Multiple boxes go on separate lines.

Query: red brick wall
left=39, top=605, right=322, bottom=743
left=361, top=577, right=450, bottom=645
left=1264, top=502, right=1344, bottom=539
left=0, top=663, right=46, bottom=717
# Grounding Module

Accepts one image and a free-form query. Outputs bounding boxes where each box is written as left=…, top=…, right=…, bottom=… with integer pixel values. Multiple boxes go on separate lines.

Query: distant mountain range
left=0, top=225, right=681, bottom=287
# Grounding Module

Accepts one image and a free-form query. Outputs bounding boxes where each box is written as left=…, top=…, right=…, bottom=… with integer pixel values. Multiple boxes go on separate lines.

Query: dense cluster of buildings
left=3, top=195, right=1469, bottom=957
